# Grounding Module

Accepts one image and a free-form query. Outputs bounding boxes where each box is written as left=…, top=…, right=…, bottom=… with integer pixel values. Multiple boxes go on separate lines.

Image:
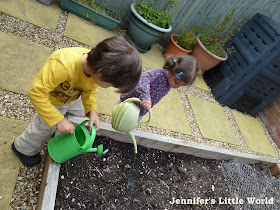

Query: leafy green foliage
left=176, top=26, right=198, bottom=50
left=76, top=0, right=119, bottom=20
left=198, top=8, right=241, bottom=58
left=135, top=0, right=178, bottom=29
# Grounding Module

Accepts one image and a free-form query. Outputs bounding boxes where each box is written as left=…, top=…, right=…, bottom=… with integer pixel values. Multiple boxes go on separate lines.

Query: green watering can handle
left=79, top=120, right=96, bottom=151
left=53, top=120, right=96, bottom=151
left=123, top=97, right=152, bottom=127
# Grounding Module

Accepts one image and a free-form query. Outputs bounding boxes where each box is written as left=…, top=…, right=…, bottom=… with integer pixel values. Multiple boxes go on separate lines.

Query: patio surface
left=0, top=0, right=280, bottom=209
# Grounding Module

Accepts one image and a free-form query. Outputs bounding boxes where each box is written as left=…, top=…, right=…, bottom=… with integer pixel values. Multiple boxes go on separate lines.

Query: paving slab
left=0, top=31, right=51, bottom=95
left=232, top=110, right=277, bottom=156
left=188, top=95, right=240, bottom=144
left=64, top=13, right=118, bottom=47
left=142, top=89, right=192, bottom=135
left=0, top=116, right=29, bottom=210
left=0, top=0, right=61, bottom=32
left=140, top=46, right=165, bottom=70
left=192, top=75, right=209, bottom=91
left=96, top=87, right=120, bottom=115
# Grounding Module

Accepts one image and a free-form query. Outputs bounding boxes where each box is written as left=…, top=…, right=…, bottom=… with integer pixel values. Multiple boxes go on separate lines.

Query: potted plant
left=59, top=0, right=121, bottom=31
left=126, top=0, right=177, bottom=53
left=163, top=26, right=198, bottom=57
left=191, top=8, right=241, bottom=72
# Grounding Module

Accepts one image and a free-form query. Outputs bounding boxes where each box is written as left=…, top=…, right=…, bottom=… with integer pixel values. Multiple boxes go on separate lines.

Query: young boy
left=12, top=36, right=142, bottom=167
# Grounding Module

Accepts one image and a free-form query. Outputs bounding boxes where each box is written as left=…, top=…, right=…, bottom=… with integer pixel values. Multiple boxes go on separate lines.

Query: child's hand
left=140, top=100, right=152, bottom=110
left=56, top=118, right=75, bottom=134
left=89, top=110, right=101, bottom=130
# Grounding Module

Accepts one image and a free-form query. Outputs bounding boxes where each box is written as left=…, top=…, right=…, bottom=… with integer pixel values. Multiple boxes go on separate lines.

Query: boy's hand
left=140, top=100, right=152, bottom=110
left=89, top=110, right=101, bottom=130
left=56, top=118, right=75, bottom=134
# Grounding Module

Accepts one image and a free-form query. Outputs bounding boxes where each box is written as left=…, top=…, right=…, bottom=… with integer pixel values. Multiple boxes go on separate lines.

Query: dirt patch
left=55, top=136, right=273, bottom=210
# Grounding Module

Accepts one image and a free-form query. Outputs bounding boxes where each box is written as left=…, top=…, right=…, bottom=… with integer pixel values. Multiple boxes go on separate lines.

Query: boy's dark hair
left=87, top=36, right=142, bottom=93
left=163, top=54, right=200, bottom=85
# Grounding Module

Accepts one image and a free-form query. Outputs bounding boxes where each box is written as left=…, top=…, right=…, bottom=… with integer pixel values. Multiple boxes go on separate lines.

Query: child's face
left=167, top=71, right=187, bottom=89
left=93, top=74, right=112, bottom=88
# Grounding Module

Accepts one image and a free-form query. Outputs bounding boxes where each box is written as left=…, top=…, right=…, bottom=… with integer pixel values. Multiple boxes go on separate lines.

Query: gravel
left=0, top=3, right=279, bottom=210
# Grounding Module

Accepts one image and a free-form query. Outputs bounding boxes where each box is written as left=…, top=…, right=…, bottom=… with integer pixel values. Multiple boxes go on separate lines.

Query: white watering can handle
left=123, top=97, right=152, bottom=126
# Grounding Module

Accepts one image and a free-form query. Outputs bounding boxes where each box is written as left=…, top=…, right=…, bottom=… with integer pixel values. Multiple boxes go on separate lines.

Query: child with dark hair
left=119, top=54, right=200, bottom=121
left=12, top=36, right=142, bottom=167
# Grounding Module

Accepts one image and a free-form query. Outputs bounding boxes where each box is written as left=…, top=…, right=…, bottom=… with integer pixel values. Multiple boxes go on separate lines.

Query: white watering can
left=111, top=98, right=152, bottom=153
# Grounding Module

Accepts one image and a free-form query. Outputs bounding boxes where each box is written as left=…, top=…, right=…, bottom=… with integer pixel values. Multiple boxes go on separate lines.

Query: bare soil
left=54, top=135, right=272, bottom=210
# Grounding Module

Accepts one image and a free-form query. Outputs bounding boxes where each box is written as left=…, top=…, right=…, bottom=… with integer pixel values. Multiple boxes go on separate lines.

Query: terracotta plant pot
left=163, top=34, right=192, bottom=57
left=191, top=38, right=227, bottom=73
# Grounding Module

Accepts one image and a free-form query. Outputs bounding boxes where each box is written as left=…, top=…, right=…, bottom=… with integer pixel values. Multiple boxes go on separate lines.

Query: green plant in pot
left=164, top=26, right=198, bottom=57
left=126, top=0, right=178, bottom=53
left=59, top=0, right=121, bottom=31
left=134, top=0, right=176, bottom=29
left=191, top=8, right=241, bottom=72
left=76, top=0, right=119, bottom=20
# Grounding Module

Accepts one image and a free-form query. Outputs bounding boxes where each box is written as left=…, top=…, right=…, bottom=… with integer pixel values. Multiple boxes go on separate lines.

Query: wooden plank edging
left=36, top=153, right=61, bottom=210
left=69, top=116, right=280, bottom=166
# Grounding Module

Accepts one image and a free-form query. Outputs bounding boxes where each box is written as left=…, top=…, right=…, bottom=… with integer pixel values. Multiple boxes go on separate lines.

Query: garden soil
left=55, top=135, right=273, bottom=210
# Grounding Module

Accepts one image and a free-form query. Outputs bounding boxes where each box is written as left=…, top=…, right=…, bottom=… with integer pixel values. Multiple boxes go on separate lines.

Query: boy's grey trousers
left=14, top=98, right=85, bottom=156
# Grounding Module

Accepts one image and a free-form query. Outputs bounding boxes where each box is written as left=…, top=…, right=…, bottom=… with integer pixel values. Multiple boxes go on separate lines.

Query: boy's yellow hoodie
left=29, top=47, right=98, bottom=127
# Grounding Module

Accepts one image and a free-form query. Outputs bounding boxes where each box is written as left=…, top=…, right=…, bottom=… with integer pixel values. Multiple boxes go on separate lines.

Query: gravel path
left=0, top=3, right=279, bottom=209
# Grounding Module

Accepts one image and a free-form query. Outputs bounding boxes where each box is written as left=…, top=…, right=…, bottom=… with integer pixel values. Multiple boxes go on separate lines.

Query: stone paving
left=0, top=0, right=279, bottom=209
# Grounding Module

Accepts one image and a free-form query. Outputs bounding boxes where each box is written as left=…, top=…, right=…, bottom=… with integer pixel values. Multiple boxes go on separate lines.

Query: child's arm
left=140, top=100, right=152, bottom=110
left=136, top=70, right=159, bottom=110
left=81, top=86, right=99, bottom=130
left=121, top=69, right=159, bottom=110
left=56, top=118, right=75, bottom=134
left=29, top=59, right=70, bottom=128
left=88, top=110, right=101, bottom=130
left=135, top=72, right=152, bottom=104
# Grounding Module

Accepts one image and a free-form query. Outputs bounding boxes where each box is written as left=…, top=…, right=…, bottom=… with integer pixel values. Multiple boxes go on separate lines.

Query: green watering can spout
left=86, top=144, right=103, bottom=156
left=48, top=120, right=103, bottom=163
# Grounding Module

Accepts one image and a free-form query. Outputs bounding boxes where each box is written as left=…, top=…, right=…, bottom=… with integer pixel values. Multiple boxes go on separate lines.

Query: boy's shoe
left=11, top=142, right=42, bottom=167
